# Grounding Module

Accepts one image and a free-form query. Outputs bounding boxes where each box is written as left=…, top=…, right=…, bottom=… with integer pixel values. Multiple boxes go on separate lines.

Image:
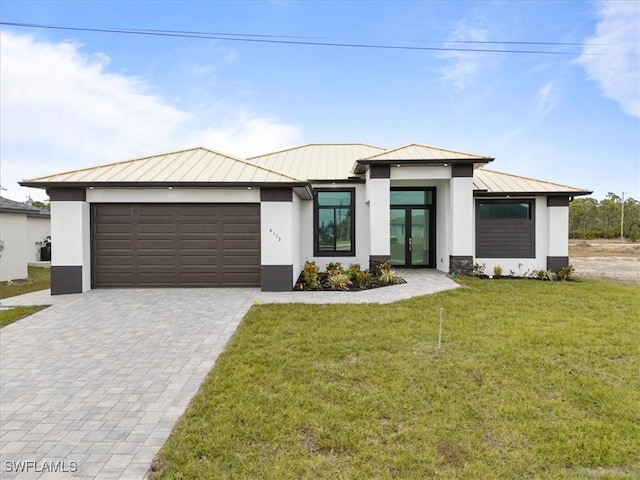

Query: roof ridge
left=23, top=147, right=306, bottom=183
left=477, top=167, right=589, bottom=191
left=231, top=155, right=304, bottom=182
left=23, top=147, right=224, bottom=182
left=247, top=143, right=386, bottom=160
left=363, top=142, right=492, bottom=160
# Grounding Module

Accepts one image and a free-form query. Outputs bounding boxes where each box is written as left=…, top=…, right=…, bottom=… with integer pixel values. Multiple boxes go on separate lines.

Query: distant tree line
left=569, top=193, right=640, bottom=241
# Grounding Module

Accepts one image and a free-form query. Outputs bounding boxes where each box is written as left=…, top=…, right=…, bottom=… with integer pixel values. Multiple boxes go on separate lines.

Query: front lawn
left=0, top=306, right=49, bottom=329
left=0, top=266, right=50, bottom=299
left=150, top=278, right=639, bottom=479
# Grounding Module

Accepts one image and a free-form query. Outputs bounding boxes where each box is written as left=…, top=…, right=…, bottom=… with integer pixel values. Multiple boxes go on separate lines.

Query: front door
left=389, top=189, right=435, bottom=267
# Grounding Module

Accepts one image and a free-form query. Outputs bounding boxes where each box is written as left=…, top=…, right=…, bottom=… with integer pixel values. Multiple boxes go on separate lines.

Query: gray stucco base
left=51, top=266, right=83, bottom=295
left=449, top=256, right=473, bottom=275
left=547, top=256, right=569, bottom=272
left=261, top=265, right=294, bottom=292
left=369, top=255, right=391, bottom=273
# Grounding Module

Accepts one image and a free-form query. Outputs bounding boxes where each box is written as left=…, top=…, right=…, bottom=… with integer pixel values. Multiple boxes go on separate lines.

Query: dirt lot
left=569, top=239, right=640, bottom=285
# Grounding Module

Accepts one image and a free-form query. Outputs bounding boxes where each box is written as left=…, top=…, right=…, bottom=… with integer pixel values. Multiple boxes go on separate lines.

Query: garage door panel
left=94, top=256, right=134, bottom=266
left=138, top=239, right=176, bottom=249
left=92, top=203, right=260, bottom=287
left=178, top=239, right=217, bottom=249
left=94, top=239, right=134, bottom=250
left=180, top=224, right=218, bottom=234
left=221, top=255, right=260, bottom=266
left=138, top=224, right=176, bottom=234
left=222, top=238, right=260, bottom=249
left=180, top=255, right=218, bottom=266
left=96, top=223, right=133, bottom=234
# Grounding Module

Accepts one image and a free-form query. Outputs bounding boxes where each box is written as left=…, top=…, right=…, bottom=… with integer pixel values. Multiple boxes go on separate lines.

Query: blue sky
left=1, top=0, right=638, bottom=202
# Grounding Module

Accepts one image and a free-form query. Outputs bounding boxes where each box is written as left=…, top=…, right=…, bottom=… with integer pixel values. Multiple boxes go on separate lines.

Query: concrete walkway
left=0, top=270, right=458, bottom=479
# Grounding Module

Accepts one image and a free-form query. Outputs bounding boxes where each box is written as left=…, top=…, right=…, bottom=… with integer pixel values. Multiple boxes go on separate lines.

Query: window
left=478, top=202, right=530, bottom=219
left=390, top=189, right=433, bottom=206
left=476, top=200, right=535, bottom=258
left=314, top=189, right=355, bottom=256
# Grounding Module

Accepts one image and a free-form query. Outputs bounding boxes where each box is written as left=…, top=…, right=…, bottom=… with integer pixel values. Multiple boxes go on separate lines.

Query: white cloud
left=0, top=31, right=299, bottom=201
left=537, top=81, right=558, bottom=116
left=438, top=21, right=496, bottom=90
left=578, top=1, right=640, bottom=117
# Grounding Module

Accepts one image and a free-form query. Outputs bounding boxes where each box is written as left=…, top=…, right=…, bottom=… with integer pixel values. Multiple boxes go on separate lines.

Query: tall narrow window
left=314, top=189, right=355, bottom=256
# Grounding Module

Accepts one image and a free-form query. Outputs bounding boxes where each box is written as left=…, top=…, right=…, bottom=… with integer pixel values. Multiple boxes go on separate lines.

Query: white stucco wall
left=261, top=201, right=294, bottom=266
left=50, top=201, right=91, bottom=291
left=548, top=205, right=569, bottom=257
left=291, top=194, right=302, bottom=284
left=450, top=177, right=474, bottom=257
left=366, top=177, right=390, bottom=257
left=86, top=188, right=260, bottom=203
left=390, top=165, right=451, bottom=180
left=0, top=213, right=28, bottom=281
left=435, top=181, right=450, bottom=273
left=26, top=216, right=51, bottom=262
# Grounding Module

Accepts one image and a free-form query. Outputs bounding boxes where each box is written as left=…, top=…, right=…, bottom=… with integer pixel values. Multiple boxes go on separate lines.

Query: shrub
left=326, top=261, right=344, bottom=276
left=532, top=269, right=557, bottom=281
left=493, top=265, right=503, bottom=277
left=379, top=267, right=404, bottom=285
left=327, top=273, right=351, bottom=290
left=301, top=261, right=321, bottom=290
left=472, top=263, right=487, bottom=276
left=557, top=264, right=575, bottom=281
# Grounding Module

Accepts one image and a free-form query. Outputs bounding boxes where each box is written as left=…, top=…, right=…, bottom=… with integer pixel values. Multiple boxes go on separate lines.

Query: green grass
left=150, top=278, right=640, bottom=480
left=0, top=305, right=49, bottom=329
left=0, top=266, right=50, bottom=299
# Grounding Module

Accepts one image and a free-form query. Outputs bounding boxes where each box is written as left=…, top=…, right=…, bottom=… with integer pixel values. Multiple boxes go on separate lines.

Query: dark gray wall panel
left=51, top=266, right=83, bottom=295
left=261, top=265, right=293, bottom=291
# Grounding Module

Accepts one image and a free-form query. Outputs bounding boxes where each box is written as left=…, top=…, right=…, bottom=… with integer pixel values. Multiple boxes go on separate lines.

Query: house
left=20, top=143, right=591, bottom=294
left=0, top=197, right=51, bottom=281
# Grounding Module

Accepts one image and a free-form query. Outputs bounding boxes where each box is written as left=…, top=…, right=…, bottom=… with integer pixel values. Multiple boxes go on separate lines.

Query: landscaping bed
left=294, top=261, right=405, bottom=291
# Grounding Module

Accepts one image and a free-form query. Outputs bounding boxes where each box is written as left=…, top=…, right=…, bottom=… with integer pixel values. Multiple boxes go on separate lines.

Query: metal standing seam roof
left=19, top=144, right=591, bottom=196
left=360, top=143, right=494, bottom=162
left=474, top=168, right=592, bottom=195
left=21, top=147, right=305, bottom=185
left=247, top=144, right=386, bottom=181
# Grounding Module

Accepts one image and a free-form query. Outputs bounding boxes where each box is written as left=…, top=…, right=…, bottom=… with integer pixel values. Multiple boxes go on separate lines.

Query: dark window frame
left=475, top=198, right=536, bottom=258
left=313, top=188, right=356, bottom=257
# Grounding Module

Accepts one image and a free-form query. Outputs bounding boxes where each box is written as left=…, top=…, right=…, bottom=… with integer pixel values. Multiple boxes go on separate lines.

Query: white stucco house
left=0, top=197, right=51, bottom=282
left=20, top=143, right=591, bottom=294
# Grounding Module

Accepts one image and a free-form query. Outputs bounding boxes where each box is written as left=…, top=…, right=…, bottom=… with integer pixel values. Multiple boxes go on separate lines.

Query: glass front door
left=390, top=208, right=430, bottom=267
left=389, top=188, right=435, bottom=267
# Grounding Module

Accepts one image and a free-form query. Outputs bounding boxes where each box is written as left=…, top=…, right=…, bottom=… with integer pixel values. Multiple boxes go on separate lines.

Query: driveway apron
left=0, top=288, right=260, bottom=479
left=0, top=270, right=458, bottom=479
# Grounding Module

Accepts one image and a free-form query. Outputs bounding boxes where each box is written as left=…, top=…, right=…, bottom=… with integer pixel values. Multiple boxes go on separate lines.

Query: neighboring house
left=20, top=143, right=591, bottom=294
left=0, top=197, right=51, bottom=281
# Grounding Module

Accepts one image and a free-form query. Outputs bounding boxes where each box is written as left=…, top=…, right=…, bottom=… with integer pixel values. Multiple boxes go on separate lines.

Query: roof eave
left=353, top=158, right=494, bottom=174
left=20, top=180, right=310, bottom=189
left=473, top=190, right=593, bottom=197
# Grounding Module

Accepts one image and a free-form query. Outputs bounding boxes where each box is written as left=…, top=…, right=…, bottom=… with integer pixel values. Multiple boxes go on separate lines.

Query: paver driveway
left=0, top=270, right=458, bottom=479
left=0, top=288, right=261, bottom=479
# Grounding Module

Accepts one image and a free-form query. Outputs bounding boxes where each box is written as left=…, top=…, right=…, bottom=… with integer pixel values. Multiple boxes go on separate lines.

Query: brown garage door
left=91, top=204, right=260, bottom=287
